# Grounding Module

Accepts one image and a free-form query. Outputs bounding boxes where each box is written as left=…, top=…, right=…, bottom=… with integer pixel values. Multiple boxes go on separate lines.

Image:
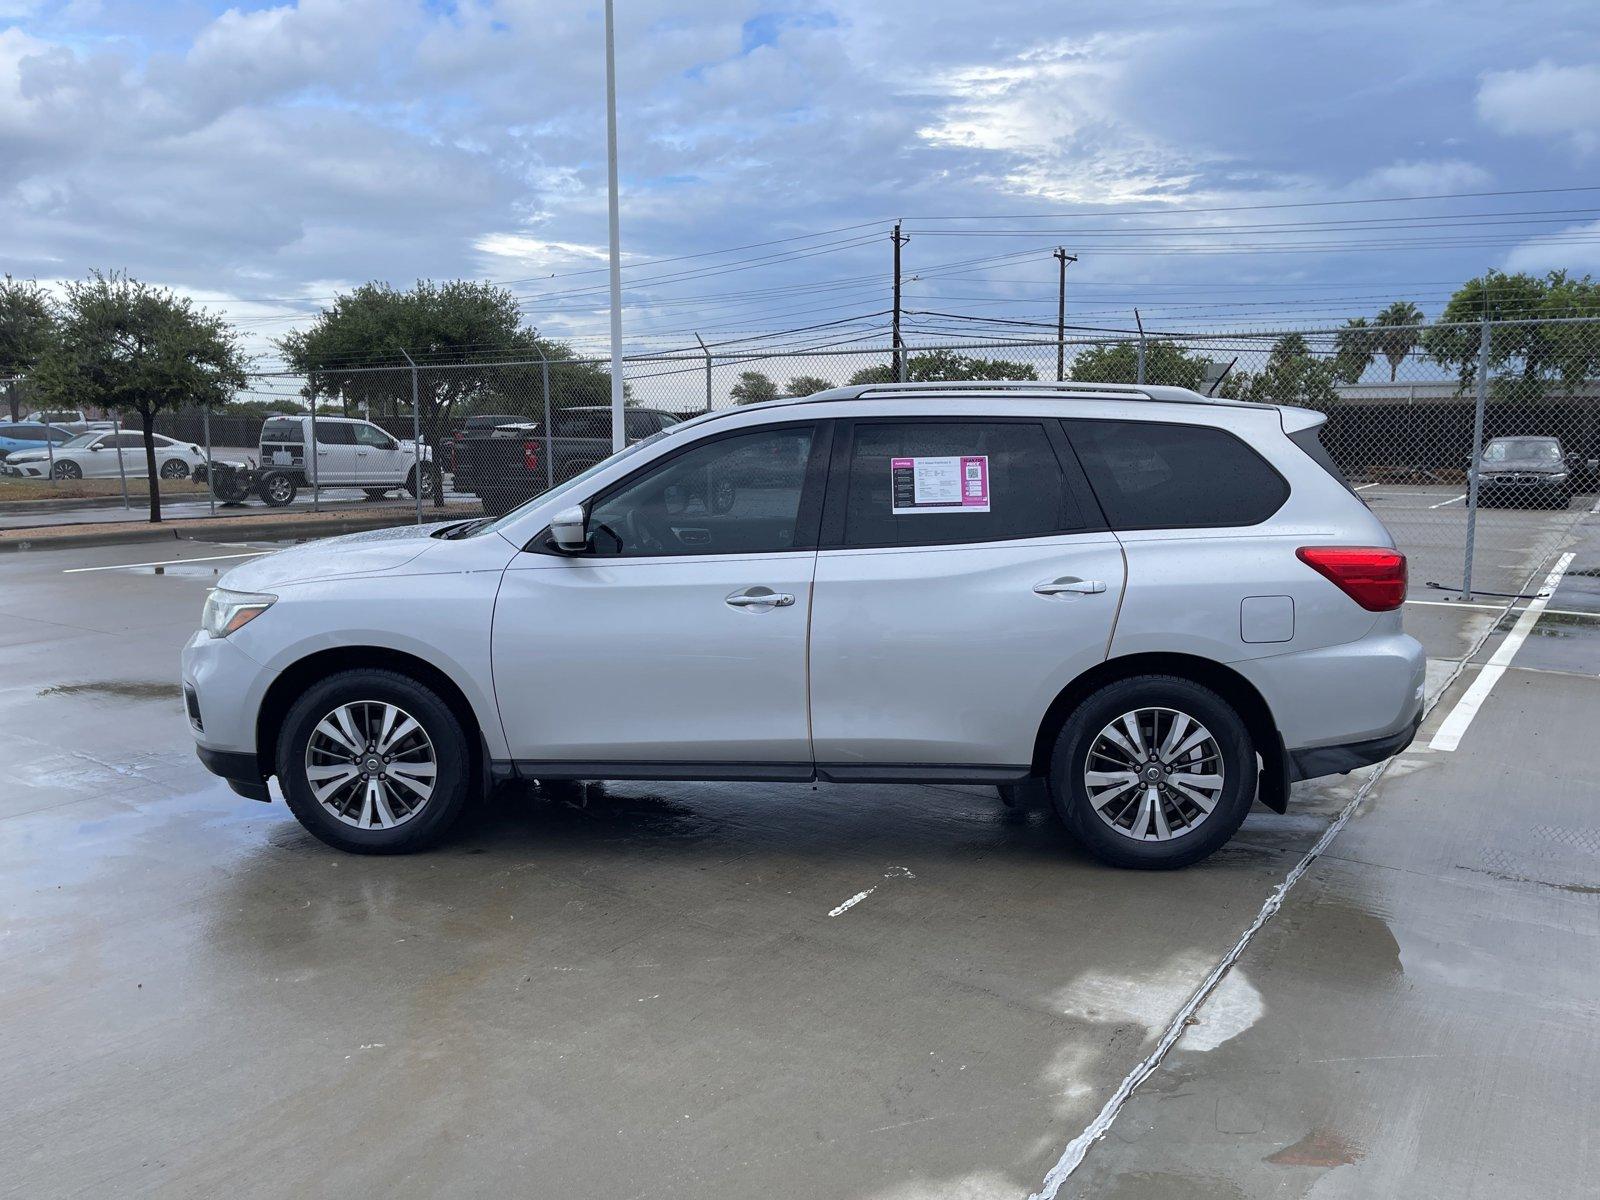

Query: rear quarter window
left=1065, top=418, right=1289, bottom=529
left=261, top=419, right=301, bottom=442
left=1289, top=425, right=1360, bottom=496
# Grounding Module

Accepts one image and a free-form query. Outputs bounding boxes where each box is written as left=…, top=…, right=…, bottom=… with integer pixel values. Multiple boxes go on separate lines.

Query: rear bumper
left=1288, top=711, right=1421, bottom=781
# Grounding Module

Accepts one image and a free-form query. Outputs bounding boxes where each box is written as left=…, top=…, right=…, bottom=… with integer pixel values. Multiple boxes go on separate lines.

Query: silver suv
left=183, top=382, right=1424, bottom=869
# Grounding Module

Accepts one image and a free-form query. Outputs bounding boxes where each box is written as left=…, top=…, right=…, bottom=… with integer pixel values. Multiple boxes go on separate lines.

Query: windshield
left=1483, top=438, right=1561, bottom=463
left=59, top=432, right=102, bottom=449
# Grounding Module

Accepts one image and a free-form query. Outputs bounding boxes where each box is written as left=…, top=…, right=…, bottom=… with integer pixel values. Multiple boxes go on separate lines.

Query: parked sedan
left=3, top=430, right=209, bottom=481
left=0, top=422, right=76, bottom=461
left=1475, top=436, right=1579, bottom=508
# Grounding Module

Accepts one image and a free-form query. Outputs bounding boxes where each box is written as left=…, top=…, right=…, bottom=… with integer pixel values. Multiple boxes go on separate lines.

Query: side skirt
left=501, top=761, right=1034, bottom=786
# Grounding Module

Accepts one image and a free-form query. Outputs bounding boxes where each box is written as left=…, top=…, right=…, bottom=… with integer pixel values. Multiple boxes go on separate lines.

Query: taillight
left=523, top=440, right=539, bottom=472
left=1296, top=546, right=1407, bottom=612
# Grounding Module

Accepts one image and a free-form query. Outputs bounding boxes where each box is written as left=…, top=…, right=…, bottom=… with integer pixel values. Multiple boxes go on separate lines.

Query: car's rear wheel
left=277, top=669, right=473, bottom=854
left=1050, top=675, right=1255, bottom=869
left=159, top=458, right=189, bottom=479
left=259, top=471, right=297, bottom=506
left=52, top=460, right=82, bottom=480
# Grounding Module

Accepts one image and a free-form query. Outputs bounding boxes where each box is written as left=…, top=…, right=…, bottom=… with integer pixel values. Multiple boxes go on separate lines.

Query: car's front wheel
left=52, top=459, right=83, bottom=480
left=277, top=669, right=474, bottom=854
left=1050, top=675, right=1255, bottom=870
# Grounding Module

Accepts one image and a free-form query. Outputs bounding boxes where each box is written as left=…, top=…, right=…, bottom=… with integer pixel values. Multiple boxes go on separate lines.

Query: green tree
left=730, top=370, right=779, bottom=405
left=278, top=280, right=609, bottom=507
left=34, top=271, right=248, bottom=523
left=1332, top=317, right=1377, bottom=384
left=1069, top=340, right=1207, bottom=388
left=847, top=350, right=1040, bottom=385
left=1422, top=270, right=1600, bottom=402
left=1374, top=300, right=1425, bottom=381
left=0, top=276, right=57, bottom=422
left=1225, top=334, right=1339, bottom=410
left=785, top=374, right=833, bottom=397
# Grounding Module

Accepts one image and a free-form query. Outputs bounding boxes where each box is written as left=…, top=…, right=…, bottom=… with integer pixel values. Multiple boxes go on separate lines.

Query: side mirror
left=89, top=444, right=102, bottom=452
left=549, top=504, right=588, bottom=551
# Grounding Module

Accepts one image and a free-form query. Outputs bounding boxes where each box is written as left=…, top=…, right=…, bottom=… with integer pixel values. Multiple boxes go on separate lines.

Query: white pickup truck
left=258, top=415, right=437, bottom=506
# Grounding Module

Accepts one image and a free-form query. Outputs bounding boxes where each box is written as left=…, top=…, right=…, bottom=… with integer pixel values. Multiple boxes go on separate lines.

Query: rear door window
left=314, top=422, right=356, bottom=445
left=262, top=419, right=301, bottom=443
left=1065, top=419, right=1289, bottom=529
left=837, top=420, right=1083, bottom=548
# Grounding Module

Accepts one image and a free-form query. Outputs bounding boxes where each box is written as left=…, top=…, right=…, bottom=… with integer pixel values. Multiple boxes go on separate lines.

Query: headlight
left=202, top=589, right=276, bottom=638
left=1550, top=472, right=1570, bottom=481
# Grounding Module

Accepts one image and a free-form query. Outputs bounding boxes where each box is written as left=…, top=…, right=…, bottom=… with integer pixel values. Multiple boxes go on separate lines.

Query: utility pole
left=1052, top=248, right=1077, bottom=382
left=891, top=222, right=910, bottom=382
left=603, top=0, right=625, bottom=452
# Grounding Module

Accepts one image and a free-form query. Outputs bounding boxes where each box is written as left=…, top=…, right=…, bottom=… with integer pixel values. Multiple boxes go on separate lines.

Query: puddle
left=37, top=680, right=184, bottom=702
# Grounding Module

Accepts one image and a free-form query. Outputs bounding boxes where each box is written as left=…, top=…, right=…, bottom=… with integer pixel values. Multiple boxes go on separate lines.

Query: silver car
left=183, top=382, right=1423, bottom=869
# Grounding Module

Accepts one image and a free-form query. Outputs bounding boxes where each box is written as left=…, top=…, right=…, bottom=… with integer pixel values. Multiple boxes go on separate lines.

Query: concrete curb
left=0, top=507, right=455, bottom=553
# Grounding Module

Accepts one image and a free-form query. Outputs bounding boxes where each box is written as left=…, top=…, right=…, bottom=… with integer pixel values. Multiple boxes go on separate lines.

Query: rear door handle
left=1034, top=577, right=1106, bottom=596
left=725, top=588, right=795, bottom=609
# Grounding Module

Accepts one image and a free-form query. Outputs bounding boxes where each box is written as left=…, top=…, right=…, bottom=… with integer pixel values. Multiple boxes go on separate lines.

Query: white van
left=259, top=416, right=436, bottom=504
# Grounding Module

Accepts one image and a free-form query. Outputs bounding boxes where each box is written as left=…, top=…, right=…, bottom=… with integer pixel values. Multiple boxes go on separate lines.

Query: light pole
left=604, top=0, right=625, bottom=452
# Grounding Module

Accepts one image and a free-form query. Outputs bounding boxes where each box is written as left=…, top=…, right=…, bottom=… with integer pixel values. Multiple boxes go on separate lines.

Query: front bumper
left=182, top=629, right=271, bottom=801
left=196, top=746, right=270, bottom=802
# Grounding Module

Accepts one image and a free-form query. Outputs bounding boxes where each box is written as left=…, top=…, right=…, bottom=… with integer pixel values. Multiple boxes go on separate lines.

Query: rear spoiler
left=1278, top=406, right=1326, bottom=436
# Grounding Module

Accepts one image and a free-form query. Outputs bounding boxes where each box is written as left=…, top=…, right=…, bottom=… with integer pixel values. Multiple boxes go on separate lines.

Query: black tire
left=363, top=487, right=390, bottom=501
left=405, top=464, right=441, bottom=500
left=277, top=668, right=474, bottom=854
left=1049, top=675, right=1255, bottom=870
left=213, top=471, right=252, bottom=504
left=53, top=459, right=83, bottom=480
left=259, top=471, right=297, bottom=507
left=159, top=458, right=189, bottom=479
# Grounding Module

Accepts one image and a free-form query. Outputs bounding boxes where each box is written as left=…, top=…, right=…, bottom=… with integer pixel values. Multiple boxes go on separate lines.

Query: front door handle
left=725, top=587, right=795, bottom=610
left=1034, top=577, right=1106, bottom=596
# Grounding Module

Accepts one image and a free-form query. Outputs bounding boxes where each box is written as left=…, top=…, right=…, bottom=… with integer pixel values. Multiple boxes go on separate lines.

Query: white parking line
left=62, top=551, right=271, bottom=574
left=1428, top=494, right=1467, bottom=509
left=1429, top=552, right=1576, bottom=752
left=1354, top=482, right=1379, bottom=492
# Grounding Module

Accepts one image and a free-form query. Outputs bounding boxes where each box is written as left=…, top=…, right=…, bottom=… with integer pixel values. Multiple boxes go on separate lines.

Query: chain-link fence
left=129, top=316, right=1600, bottom=600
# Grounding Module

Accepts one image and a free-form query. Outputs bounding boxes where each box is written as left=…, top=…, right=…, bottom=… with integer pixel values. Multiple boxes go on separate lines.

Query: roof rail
left=847, top=380, right=1243, bottom=406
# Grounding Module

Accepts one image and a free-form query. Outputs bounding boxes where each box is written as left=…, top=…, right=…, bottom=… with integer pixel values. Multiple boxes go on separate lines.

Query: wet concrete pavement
left=1, top=529, right=1596, bottom=1199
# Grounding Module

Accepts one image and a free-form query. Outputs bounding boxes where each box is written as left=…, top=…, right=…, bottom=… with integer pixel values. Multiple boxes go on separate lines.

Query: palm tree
left=1332, top=317, right=1376, bottom=383
left=1375, top=301, right=1425, bottom=381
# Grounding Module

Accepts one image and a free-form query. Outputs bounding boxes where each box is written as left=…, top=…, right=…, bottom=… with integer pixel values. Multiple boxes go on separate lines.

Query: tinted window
left=842, top=421, right=1077, bottom=548
left=104, top=433, right=144, bottom=450
left=555, top=411, right=608, bottom=439
left=587, top=426, right=815, bottom=557
left=1066, top=419, right=1288, bottom=529
left=625, top=412, right=658, bottom=439
left=314, top=422, right=356, bottom=445
left=8, top=424, right=43, bottom=437
left=262, top=419, right=300, bottom=442
left=1289, top=426, right=1357, bottom=496
left=45, top=427, right=74, bottom=442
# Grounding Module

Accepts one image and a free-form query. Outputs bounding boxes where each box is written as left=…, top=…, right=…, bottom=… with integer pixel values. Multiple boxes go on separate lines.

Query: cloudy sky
left=4, top=0, right=1600, bottom=367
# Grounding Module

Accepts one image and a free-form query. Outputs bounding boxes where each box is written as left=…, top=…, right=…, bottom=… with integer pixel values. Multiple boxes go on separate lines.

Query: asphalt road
left=1, top=516, right=1596, bottom=1199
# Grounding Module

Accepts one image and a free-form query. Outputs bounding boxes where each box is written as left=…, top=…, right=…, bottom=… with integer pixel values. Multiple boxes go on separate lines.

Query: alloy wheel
left=304, top=700, right=438, bottom=830
left=1083, top=707, right=1225, bottom=842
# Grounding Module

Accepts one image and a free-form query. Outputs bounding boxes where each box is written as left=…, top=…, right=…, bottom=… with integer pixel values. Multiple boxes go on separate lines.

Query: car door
left=354, top=421, right=406, bottom=485
left=492, top=421, right=828, bottom=770
left=311, top=421, right=359, bottom=485
left=808, top=417, right=1126, bottom=774
left=87, top=433, right=141, bottom=477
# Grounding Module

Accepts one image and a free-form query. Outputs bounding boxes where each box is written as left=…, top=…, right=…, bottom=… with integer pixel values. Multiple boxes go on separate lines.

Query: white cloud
left=1478, top=61, right=1600, bottom=153
left=916, top=33, right=1205, bottom=204
left=1356, top=159, right=1492, bottom=196
left=1504, top=219, right=1600, bottom=274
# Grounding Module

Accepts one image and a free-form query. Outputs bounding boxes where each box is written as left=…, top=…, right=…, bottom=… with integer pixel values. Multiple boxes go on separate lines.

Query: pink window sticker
left=889, top=454, right=990, bottom=514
